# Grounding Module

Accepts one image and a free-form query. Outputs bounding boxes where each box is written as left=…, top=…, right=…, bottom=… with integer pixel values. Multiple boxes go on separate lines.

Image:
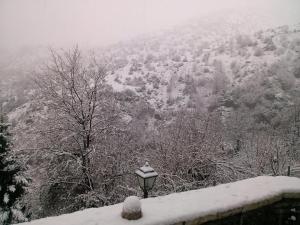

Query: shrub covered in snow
left=254, top=47, right=264, bottom=56
left=236, top=35, right=255, bottom=48
left=0, top=114, right=29, bottom=225
left=294, top=66, right=300, bottom=79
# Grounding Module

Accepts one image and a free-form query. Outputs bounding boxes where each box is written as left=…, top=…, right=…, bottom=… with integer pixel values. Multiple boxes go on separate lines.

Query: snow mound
left=122, top=196, right=141, bottom=214
left=18, top=176, right=300, bottom=225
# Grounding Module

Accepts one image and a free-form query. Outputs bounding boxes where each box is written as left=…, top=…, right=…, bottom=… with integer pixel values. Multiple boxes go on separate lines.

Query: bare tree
left=35, top=47, right=117, bottom=192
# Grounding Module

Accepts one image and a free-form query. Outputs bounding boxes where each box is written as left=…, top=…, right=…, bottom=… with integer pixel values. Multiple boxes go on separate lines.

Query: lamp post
left=135, top=162, right=158, bottom=198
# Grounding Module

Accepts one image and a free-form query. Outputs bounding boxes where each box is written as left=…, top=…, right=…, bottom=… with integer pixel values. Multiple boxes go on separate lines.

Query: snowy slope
left=1, top=11, right=300, bottom=129
left=1, top=10, right=300, bottom=115
left=18, top=176, right=300, bottom=225
left=103, top=21, right=300, bottom=114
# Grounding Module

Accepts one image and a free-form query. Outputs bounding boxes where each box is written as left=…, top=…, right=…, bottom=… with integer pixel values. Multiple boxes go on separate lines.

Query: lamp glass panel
left=145, top=176, right=156, bottom=190
left=137, top=176, right=145, bottom=190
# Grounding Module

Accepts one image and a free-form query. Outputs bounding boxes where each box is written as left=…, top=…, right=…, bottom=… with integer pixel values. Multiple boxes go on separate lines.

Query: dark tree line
left=0, top=113, right=29, bottom=224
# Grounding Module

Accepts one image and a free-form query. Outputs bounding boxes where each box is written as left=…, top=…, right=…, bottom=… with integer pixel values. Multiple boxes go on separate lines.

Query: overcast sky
left=0, top=0, right=300, bottom=50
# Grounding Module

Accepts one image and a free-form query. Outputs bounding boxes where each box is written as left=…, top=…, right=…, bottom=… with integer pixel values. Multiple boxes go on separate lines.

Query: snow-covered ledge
left=19, top=176, right=300, bottom=225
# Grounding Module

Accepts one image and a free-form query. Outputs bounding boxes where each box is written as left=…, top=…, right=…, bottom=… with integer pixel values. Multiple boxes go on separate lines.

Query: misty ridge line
left=0, top=0, right=300, bottom=51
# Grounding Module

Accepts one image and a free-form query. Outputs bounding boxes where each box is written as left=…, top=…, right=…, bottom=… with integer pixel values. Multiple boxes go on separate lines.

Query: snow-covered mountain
left=1, top=10, right=300, bottom=124
left=1, top=9, right=300, bottom=220
left=100, top=17, right=300, bottom=119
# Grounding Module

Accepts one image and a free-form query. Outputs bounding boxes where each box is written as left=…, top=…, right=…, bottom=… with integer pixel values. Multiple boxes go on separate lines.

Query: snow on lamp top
left=135, top=162, right=158, bottom=178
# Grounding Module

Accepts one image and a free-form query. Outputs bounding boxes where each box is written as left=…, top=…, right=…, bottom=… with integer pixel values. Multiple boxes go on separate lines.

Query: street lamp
left=135, top=162, right=158, bottom=198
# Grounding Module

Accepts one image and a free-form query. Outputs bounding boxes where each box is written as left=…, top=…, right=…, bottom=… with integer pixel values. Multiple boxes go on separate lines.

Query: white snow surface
left=122, top=196, right=141, bottom=214
left=18, top=176, right=300, bottom=225
left=3, top=193, right=9, bottom=204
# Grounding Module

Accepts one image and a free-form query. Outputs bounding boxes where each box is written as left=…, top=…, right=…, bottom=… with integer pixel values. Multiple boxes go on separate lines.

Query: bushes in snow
left=126, top=77, right=146, bottom=87
left=269, top=61, right=295, bottom=91
left=263, top=37, right=276, bottom=51
left=236, top=35, right=256, bottom=48
left=254, top=47, right=264, bottom=57
left=0, top=115, right=29, bottom=224
left=294, top=66, right=300, bottom=79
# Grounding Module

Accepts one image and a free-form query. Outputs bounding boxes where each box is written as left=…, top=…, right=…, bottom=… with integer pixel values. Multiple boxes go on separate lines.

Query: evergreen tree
left=0, top=114, right=28, bottom=224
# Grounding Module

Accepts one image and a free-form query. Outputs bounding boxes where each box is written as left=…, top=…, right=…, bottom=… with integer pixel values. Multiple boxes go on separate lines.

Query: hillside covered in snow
left=1, top=8, right=300, bottom=221
left=1, top=11, right=300, bottom=123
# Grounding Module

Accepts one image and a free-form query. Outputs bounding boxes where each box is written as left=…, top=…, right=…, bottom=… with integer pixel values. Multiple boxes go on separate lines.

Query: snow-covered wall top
left=19, top=176, right=300, bottom=225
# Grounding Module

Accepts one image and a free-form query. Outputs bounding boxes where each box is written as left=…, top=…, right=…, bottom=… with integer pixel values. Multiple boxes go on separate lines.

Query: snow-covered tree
left=34, top=47, right=123, bottom=214
left=0, top=114, right=29, bottom=225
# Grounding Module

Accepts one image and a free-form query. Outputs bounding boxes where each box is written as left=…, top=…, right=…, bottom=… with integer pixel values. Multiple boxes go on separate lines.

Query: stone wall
left=19, top=176, right=300, bottom=225
left=199, top=199, right=299, bottom=225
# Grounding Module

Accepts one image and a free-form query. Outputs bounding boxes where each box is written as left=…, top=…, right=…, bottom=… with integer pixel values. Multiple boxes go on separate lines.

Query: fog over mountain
left=0, top=0, right=300, bottom=51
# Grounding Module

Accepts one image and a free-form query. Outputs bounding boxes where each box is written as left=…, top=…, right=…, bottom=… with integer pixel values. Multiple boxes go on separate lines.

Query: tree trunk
left=82, top=137, right=94, bottom=191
